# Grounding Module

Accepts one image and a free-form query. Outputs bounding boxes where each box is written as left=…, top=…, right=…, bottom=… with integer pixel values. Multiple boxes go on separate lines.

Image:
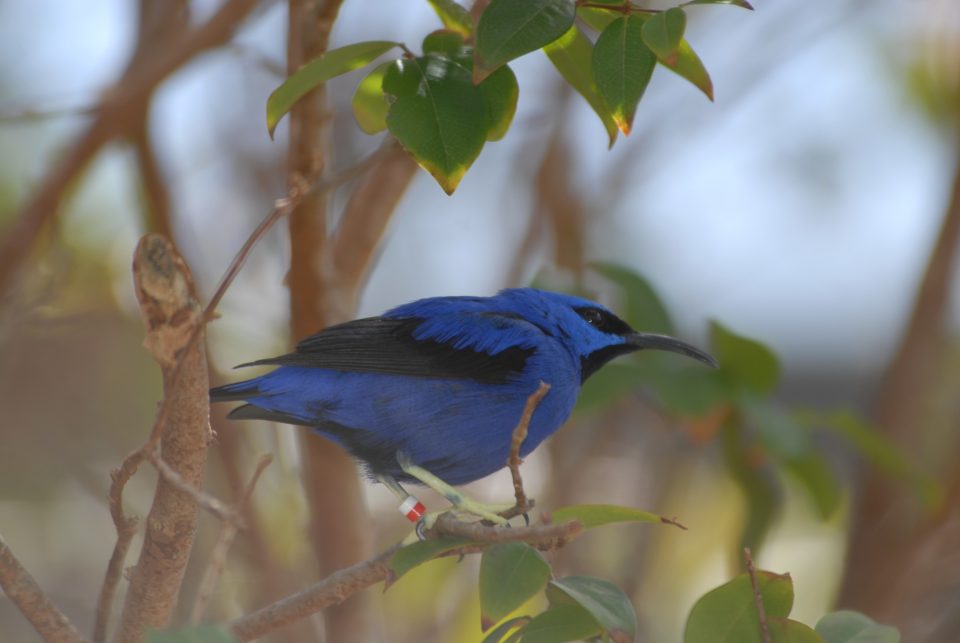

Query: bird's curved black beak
left=626, top=333, right=718, bottom=368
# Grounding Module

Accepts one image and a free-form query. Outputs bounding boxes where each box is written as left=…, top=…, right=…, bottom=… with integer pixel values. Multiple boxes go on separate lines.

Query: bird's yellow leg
left=396, top=452, right=510, bottom=526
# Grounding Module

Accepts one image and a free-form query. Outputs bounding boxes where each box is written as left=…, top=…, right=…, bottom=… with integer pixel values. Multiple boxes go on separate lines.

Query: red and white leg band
left=398, top=495, right=427, bottom=522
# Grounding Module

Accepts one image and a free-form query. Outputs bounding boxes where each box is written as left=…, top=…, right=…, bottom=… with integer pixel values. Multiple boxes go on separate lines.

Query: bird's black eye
left=581, top=309, right=602, bottom=326
left=574, top=307, right=632, bottom=335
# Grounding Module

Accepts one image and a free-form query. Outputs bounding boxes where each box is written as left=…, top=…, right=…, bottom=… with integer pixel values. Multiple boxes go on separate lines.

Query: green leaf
left=423, top=30, right=470, bottom=61
left=479, top=65, right=519, bottom=141
left=514, top=604, right=603, bottom=643
left=658, top=38, right=714, bottom=100
left=387, top=536, right=474, bottom=586
left=783, top=452, right=841, bottom=519
left=147, top=625, right=238, bottom=643
left=352, top=61, right=393, bottom=134
left=711, top=321, right=780, bottom=394
left=543, top=26, right=618, bottom=147
left=592, top=15, right=656, bottom=135
left=383, top=54, right=488, bottom=194
left=427, top=0, right=474, bottom=37
left=591, top=262, right=672, bottom=334
left=815, top=611, right=900, bottom=643
left=547, top=576, right=637, bottom=642
left=482, top=616, right=532, bottom=643
left=475, top=0, right=576, bottom=82
left=267, top=40, right=399, bottom=136
left=479, top=543, right=551, bottom=631
left=684, top=571, right=794, bottom=643
left=641, top=8, right=687, bottom=64
left=552, top=503, right=666, bottom=530
left=684, top=0, right=754, bottom=9
left=576, top=362, right=646, bottom=412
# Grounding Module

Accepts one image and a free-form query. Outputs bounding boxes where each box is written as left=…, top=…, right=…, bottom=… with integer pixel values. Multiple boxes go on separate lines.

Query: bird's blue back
left=212, top=289, right=649, bottom=484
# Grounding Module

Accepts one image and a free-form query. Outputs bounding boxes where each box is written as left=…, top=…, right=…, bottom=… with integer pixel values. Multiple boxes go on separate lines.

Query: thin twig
left=0, top=534, right=88, bottom=643
left=744, top=548, right=771, bottom=643
left=228, top=515, right=582, bottom=642
left=191, top=454, right=274, bottom=624
left=507, top=382, right=551, bottom=515
left=148, top=451, right=237, bottom=523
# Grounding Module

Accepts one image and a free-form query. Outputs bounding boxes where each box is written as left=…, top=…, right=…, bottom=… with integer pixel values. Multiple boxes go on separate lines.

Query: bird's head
left=498, top=289, right=717, bottom=382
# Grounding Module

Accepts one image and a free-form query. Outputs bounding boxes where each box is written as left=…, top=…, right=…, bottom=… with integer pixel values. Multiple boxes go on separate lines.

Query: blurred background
left=1, top=0, right=959, bottom=641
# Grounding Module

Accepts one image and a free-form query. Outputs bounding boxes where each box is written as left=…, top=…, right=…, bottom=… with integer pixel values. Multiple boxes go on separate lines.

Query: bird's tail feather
left=209, top=379, right=260, bottom=403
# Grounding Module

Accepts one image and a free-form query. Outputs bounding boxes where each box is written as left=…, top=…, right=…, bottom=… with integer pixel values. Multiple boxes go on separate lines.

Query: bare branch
left=507, top=382, right=551, bottom=515
left=191, top=454, right=273, bottom=624
left=0, top=534, right=88, bottom=643
left=744, top=548, right=771, bottom=643
left=116, top=234, right=210, bottom=643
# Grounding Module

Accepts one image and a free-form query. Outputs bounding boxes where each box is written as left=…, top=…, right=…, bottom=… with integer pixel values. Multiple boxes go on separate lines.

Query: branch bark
left=115, top=234, right=210, bottom=643
left=0, top=0, right=259, bottom=296
left=0, top=534, right=87, bottom=643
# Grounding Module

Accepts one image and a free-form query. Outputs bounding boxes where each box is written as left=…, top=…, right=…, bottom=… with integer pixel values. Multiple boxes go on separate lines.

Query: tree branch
left=0, top=534, right=87, bottom=643
left=507, top=382, right=551, bottom=515
left=115, top=234, right=210, bottom=643
left=0, top=0, right=260, bottom=296
left=744, top=548, right=771, bottom=643
left=228, top=516, right=583, bottom=642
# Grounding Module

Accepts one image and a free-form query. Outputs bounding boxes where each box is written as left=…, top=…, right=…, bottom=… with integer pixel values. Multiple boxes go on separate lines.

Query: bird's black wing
left=238, top=316, right=533, bottom=384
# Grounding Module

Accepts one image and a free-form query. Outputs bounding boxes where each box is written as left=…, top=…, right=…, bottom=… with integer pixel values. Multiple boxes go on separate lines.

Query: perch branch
left=228, top=516, right=582, bottom=642
left=507, top=382, right=551, bottom=516
left=115, top=234, right=210, bottom=643
left=744, top=548, right=771, bottom=643
left=0, top=534, right=88, bottom=643
left=191, top=454, right=273, bottom=624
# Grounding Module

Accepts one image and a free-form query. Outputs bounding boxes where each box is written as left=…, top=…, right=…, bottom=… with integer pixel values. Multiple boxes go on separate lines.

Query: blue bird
left=210, top=288, right=715, bottom=524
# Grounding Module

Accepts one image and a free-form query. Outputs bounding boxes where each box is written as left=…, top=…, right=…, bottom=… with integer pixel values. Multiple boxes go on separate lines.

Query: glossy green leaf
left=684, top=571, right=794, bottom=643
left=514, top=604, right=603, bottom=643
left=266, top=40, right=399, bottom=136
left=475, top=0, right=576, bottom=82
left=420, top=30, right=517, bottom=141
left=423, top=30, right=470, bottom=60
left=427, top=0, right=474, bottom=36
left=642, top=8, right=687, bottom=64
left=543, top=26, right=618, bottom=147
left=482, top=616, right=532, bottom=643
left=387, top=536, right=474, bottom=586
left=592, top=16, right=656, bottom=135
left=815, top=611, right=900, bottom=643
left=147, top=626, right=238, bottom=643
left=684, top=0, right=754, bottom=9
left=592, top=263, right=672, bottom=335
left=547, top=576, right=637, bottom=642
left=352, top=61, right=393, bottom=134
left=383, top=55, right=488, bottom=194
left=479, top=65, right=519, bottom=140
left=479, top=543, right=551, bottom=631
left=552, top=503, right=665, bottom=529
left=711, top=321, right=780, bottom=394
left=658, top=38, right=714, bottom=100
